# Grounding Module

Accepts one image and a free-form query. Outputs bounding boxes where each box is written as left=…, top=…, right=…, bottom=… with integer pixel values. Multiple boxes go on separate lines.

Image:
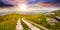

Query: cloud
left=0, top=0, right=60, bottom=7
left=27, top=0, right=60, bottom=7
left=0, top=0, right=21, bottom=6
left=36, top=2, right=60, bottom=7
left=37, top=2, right=53, bottom=6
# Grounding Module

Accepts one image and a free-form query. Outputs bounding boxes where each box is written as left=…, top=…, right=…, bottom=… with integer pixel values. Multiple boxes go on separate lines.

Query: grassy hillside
left=0, top=13, right=21, bottom=30
left=55, top=10, right=60, bottom=17
left=0, top=10, right=60, bottom=30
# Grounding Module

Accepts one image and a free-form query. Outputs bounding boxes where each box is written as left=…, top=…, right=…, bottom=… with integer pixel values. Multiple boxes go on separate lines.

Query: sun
left=18, top=4, right=28, bottom=11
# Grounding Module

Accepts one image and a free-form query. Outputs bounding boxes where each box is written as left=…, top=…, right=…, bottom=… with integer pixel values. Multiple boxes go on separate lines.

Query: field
left=0, top=10, right=60, bottom=30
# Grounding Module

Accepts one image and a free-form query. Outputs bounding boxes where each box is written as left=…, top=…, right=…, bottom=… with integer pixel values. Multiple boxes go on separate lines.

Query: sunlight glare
left=19, top=4, right=28, bottom=11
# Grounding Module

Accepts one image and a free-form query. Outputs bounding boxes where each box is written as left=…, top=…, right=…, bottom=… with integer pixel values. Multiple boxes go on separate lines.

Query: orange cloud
left=37, top=2, right=54, bottom=6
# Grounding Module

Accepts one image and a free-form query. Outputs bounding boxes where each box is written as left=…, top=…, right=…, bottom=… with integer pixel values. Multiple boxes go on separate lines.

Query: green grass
left=0, top=13, right=20, bottom=30
left=0, top=11, right=60, bottom=30
left=0, top=13, right=30, bottom=30
left=25, top=14, right=51, bottom=29
left=21, top=20, right=31, bottom=30
left=46, top=14, right=56, bottom=18
left=0, top=20, right=17, bottom=30
left=55, top=10, right=60, bottom=17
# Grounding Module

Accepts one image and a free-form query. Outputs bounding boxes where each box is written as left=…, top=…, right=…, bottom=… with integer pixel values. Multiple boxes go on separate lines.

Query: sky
left=0, top=0, right=60, bottom=7
left=0, top=0, right=60, bottom=14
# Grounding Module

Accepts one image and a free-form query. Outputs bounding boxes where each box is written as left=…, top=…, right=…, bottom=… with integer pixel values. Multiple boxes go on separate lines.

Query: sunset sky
left=0, top=0, right=60, bottom=14
left=0, top=0, right=60, bottom=7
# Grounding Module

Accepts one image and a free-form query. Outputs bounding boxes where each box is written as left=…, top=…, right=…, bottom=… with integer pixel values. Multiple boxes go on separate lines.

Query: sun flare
left=18, top=4, right=28, bottom=11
